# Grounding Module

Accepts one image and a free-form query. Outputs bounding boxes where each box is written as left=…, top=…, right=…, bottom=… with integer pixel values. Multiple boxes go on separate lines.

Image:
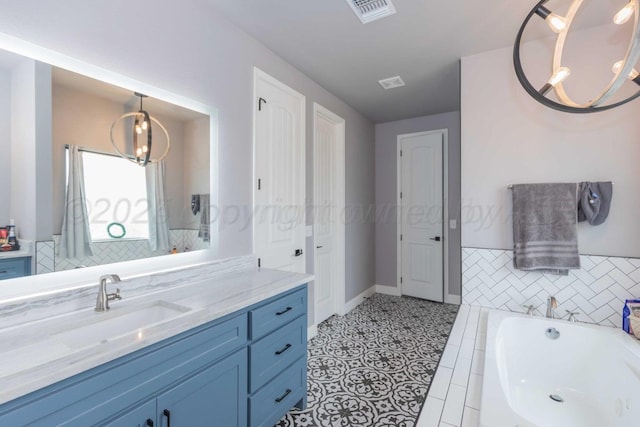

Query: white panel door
left=399, top=131, right=443, bottom=302
left=254, top=69, right=306, bottom=273
left=313, top=105, right=345, bottom=324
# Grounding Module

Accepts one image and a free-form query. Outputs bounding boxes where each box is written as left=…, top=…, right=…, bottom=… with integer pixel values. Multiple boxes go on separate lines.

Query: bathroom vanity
left=0, top=256, right=311, bottom=426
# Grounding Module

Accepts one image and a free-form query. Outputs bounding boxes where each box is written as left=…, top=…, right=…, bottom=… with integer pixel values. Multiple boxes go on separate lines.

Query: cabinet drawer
left=250, top=315, right=306, bottom=392
left=250, top=287, right=306, bottom=340
left=0, top=257, right=31, bottom=280
left=249, top=357, right=306, bottom=427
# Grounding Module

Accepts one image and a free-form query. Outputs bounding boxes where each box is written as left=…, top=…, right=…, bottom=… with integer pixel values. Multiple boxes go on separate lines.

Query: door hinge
left=258, top=97, right=267, bottom=111
left=400, top=277, right=403, bottom=284
left=400, top=234, right=403, bottom=241
left=400, top=192, right=403, bottom=199
left=258, top=258, right=261, bottom=268
left=258, top=178, right=261, bottom=190
left=400, top=149, right=403, bottom=156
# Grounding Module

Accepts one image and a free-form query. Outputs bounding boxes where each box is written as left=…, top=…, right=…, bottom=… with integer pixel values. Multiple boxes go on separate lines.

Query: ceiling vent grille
left=346, top=0, right=396, bottom=24
left=378, top=76, right=405, bottom=90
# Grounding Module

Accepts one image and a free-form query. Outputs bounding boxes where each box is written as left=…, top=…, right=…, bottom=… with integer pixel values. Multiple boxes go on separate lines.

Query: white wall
left=461, top=25, right=640, bottom=258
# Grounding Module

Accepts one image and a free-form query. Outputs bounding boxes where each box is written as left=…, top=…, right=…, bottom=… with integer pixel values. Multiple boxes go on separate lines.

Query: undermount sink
left=53, top=300, right=191, bottom=349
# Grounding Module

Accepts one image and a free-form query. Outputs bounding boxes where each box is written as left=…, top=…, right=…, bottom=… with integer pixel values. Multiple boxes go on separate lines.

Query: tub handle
left=565, top=310, right=580, bottom=323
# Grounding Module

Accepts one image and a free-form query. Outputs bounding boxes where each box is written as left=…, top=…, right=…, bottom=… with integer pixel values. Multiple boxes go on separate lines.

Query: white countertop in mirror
left=0, top=241, right=33, bottom=259
left=0, top=255, right=313, bottom=405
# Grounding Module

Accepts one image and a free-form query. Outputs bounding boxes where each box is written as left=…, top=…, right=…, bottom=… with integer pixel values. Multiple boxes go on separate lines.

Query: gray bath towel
left=512, top=183, right=580, bottom=275
left=577, top=181, right=613, bottom=226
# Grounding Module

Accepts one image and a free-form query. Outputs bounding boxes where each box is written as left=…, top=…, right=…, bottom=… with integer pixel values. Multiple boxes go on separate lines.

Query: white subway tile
left=465, top=374, right=483, bottom=410
left=451, top=356, right=472, bottom=388
left=441, top=384, right=467, bottom=426
left=416, top=397, right=445, bottom=427
left=440, top=344, right=460, bottom=369
left=428, top=366, right=453, bottom=400
left=461, top=407, right=480, bottom=427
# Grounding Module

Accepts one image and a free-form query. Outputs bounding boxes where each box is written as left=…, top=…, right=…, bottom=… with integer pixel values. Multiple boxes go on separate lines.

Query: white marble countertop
left=0, top=255, right=313, bottom=405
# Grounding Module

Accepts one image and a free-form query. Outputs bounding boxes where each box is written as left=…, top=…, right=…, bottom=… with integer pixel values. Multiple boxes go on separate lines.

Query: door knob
left=316, top=245, right=323, bottom=249
left=429, top=236, right=441, bottom=241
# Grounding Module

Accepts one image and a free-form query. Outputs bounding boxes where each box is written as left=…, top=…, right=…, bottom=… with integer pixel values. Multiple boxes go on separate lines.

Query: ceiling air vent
left=346, top=0, right=396, bottom=24
left=378, top=76, right=405, bottom=90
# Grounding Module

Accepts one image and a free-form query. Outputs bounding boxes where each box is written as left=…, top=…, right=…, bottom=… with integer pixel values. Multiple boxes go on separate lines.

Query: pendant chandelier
left=514, top=0, right=640, bottom=113
left=110, top=92, right=171, bottom=166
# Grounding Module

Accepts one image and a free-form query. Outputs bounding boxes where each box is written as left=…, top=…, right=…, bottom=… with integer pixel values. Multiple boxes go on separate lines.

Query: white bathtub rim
left=479, top=308, right=640, bottom=427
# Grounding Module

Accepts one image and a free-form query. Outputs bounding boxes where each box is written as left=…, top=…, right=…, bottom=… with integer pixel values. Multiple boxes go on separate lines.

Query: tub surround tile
left=441, top=384, right=466, bottom=426
left=417, top=397, right=445, bottom=427
left=418, top=305, right=488, bottom=427
left=0, top=255, right=312, bottom=405
left=462, top=248, right=640, bottom=327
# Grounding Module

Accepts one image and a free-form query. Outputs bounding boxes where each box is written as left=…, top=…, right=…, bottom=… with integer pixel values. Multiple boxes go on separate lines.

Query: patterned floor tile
left=276, top=294, right=459, bottom=427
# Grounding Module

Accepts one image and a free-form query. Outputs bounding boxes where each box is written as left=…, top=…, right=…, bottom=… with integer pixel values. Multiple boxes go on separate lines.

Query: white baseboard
left=375, top=284, right=402, bottom=297
left=307, top=324, right=317, bottom=341
left=445, top=294, right=461, bottom=305
left=342, top=285, right=376, bottom=315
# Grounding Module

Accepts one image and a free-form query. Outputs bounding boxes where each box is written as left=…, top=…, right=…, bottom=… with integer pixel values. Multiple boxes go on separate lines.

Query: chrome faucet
left=522, top=304, right=535, bottom=315
left=546, top=296, right=557, bottom=318
left=95, top=274, right=122, bottom=312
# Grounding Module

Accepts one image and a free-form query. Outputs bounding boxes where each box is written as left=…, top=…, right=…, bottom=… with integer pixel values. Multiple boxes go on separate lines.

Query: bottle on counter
left=7, top=219, right=17, bottom=248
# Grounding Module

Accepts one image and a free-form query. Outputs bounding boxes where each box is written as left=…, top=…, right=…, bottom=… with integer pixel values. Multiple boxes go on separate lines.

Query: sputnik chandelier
left=110, top=92, right=171, bottom=166
left=514, top=0, right=640, bottom=113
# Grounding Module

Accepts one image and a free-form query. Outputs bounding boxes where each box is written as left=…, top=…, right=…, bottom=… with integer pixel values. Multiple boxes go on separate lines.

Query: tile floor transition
left=416, top=305, right=487, bottom=427
left=276, top=293, right=460, bottom=427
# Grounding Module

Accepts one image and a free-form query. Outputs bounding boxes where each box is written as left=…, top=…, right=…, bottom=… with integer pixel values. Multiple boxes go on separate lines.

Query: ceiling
left=207, top=0, right=617, bottom=123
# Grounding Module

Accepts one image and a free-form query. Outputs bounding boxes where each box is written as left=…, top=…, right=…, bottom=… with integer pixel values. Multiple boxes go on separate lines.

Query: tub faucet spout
left=546, top=296, right=557, bottom=318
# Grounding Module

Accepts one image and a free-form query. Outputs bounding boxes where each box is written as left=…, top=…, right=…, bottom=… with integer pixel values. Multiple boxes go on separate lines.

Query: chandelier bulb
left=546, top=13, right=567, bottom=33
left=136, top=147, right=143, bottom=156
left=135, top=125, right=142, bottom=135
left=548, top=67, right=571, bottom=86
left=614, top=2, right=635, bottom=25
left=612, top=60, right=640, bottom=80
left=535, top=6, right=567, bottom=33
left=141, top=120, right=148, bottom=131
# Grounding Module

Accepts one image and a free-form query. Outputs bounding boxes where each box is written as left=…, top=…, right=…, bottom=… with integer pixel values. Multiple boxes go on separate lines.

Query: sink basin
left=53, top=300, right=191, bottom=349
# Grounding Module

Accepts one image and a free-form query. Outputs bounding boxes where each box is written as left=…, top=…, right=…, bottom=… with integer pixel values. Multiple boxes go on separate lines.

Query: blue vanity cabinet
left=155, top=348, right=247, bottom=427
left=248, top=287, right=307, bottom=427
left=102, top=400, right=155, bottom=427
left=0, top=256, right=31, bottom=280
left=0, top=284, right=308, bottom=427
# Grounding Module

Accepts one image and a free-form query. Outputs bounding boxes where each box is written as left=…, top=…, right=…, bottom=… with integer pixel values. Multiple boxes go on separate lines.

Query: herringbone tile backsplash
left=35, top=230, right=209, bottom=274
left=462, top=247, right=640, bottom=327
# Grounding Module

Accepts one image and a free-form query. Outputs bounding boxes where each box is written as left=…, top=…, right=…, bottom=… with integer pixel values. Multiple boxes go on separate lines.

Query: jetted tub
left=480, top=310, right=640, bottom=427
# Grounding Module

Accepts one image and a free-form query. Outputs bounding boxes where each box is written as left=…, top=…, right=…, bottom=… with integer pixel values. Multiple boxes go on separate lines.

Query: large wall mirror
left=0, top=36, right=219, bottom=298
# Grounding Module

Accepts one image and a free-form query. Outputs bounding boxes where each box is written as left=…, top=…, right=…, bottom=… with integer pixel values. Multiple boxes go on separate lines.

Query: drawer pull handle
left=275, top=343, right=292, bottom=355
left=275, top=388, right=292, bottom=403
left=276, top=306, right=293, bottom=316
left=163, top=409, right=171, bottom=427
left=145, top=419, right=154, bottom=427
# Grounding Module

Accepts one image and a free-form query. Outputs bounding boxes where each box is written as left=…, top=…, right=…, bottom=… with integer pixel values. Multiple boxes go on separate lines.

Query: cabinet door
left=157, top=348, right=247, bottom=427
left=102, top=400, right=155, bottom=427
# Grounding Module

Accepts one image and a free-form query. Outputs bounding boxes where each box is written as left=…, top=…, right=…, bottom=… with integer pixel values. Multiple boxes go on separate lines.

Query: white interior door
left=399, top=131, right=444, bottom=302
left=313, top=104, right=345, bottom=324
left=254, top=68, right=305, bottom=273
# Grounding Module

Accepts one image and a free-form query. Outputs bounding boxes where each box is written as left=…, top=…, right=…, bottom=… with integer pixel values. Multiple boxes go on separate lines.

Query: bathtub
left=480, top=310, right=640, bottom=427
